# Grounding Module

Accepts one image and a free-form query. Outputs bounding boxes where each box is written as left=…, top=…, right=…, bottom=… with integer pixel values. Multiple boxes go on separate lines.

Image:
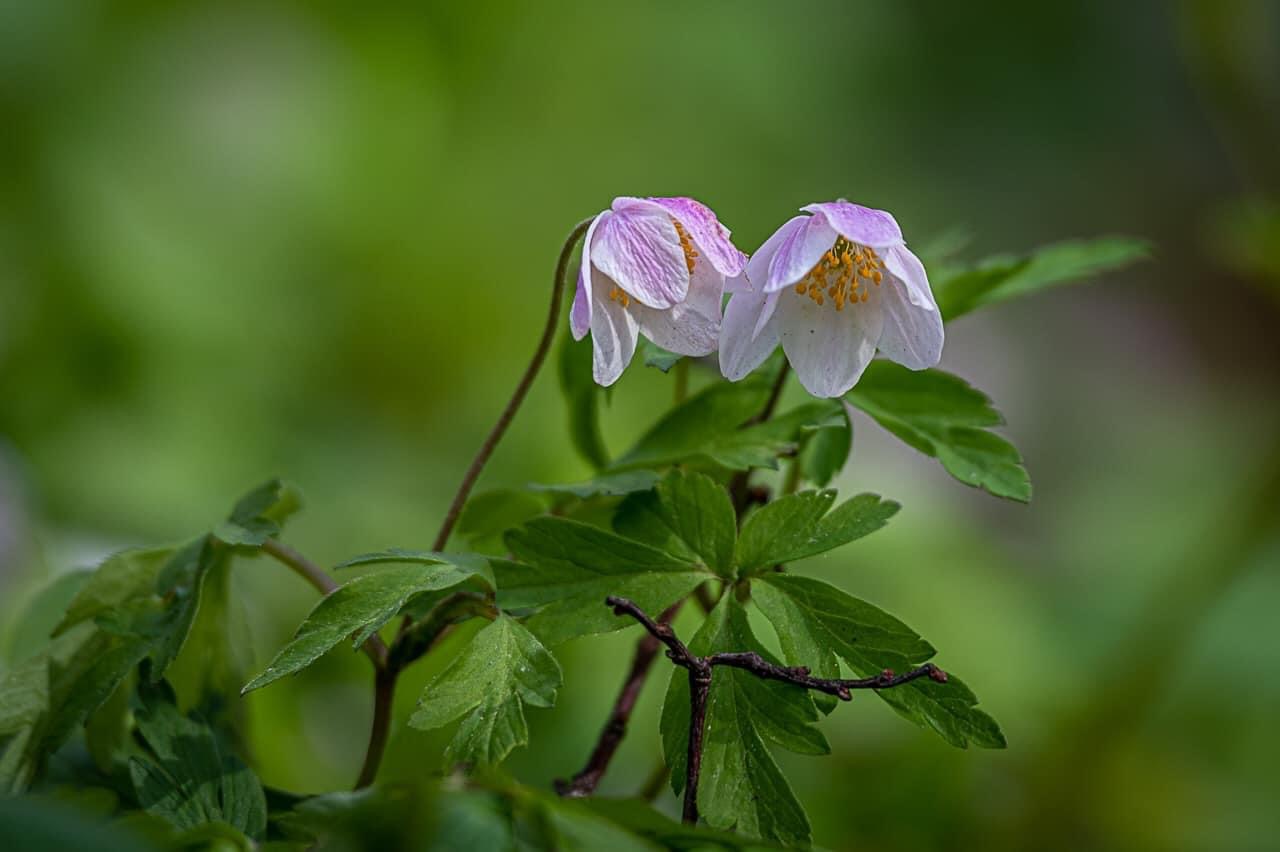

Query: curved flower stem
left=430, top=217, right=594, bottom=553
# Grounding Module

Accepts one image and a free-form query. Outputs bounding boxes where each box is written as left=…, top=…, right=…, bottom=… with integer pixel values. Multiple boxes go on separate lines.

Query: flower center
left=793, top=237, right=884, bottom=311
left=608, top=286, right=632, bottom=307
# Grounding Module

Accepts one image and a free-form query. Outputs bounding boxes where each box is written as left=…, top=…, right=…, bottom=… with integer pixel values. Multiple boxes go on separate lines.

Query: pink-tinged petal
left=723, top=271, right=750, bottom=294
left=876, top=246, right=943, bottom=369
left=719, top=289, right=781, bottom=381
left=631, top=257, right=722, bottom=357
left=591, top=202, right=689, bottom=309
left=777, top=288, right=881, bottom=398
left=802, top=201, right=904, bottom=249
left=645, top=196, right=747, bottom=277
left=753, top=289, right=781, bottom=338
left=589, top=268, right=639, bottom=386
left=575, top=211, right=607, bottom=337
left=765, top=214, right=838, bottom=293
left=743, top=215, right=806, bottom=291
left=570, top=267, right=591, bottom=340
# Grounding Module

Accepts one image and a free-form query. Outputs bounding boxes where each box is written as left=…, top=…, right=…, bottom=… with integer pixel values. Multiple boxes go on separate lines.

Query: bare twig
left=604, top=596, right=947, bottom=824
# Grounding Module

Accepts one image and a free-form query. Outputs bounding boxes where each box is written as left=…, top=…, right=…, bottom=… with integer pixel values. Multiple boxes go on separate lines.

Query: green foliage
left=129, top=680, right=267, bottom=839
left=753, top=575, right=1005, bottom=748
left=500, top=518, right=710, bottom=645
left=847, top=362, right=1032, bottom=501
left=243, top=557, right=492, bottom=693
left=530, top=470, right=662, bottom=499
left=213, top=478, right=303, bottom=547
left=661, top=597, right=821, bottom=846
left=640, top=339, right=684, bottom=372
left=409, top=614, right=561, bottom=766
left=459, top=489, right=550, bottom=549
left=559, top=332, right=611, bottom=470
left=798, top=406, right=852, bottom=487
left=934, top=236, right=1149, bottom=320
left=735, top=491, right=900, bottom=577
left=610, top=378, right=771, bottom=471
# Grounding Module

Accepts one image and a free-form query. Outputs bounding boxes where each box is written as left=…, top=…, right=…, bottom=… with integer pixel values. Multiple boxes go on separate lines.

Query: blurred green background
left=2, top=1, right=1279, bottom=850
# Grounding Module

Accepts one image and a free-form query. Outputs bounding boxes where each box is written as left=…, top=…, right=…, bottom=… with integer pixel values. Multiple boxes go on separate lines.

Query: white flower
left=719, top=200, right=944, bottom=398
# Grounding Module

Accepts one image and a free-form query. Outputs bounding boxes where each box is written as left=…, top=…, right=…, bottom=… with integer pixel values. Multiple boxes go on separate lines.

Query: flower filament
left=794, top=237, right=885, bottom=311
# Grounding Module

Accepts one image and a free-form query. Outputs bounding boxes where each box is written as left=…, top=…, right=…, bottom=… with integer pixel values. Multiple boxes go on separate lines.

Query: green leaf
left=409, top=614, right=561, bottom=766
left=3, top=570, right=90, bottom=665
left=0, top=795, right=155, bottom=852
left=559, top=333, right=610, bottom=470
left=706, top=400, right=841, bottom=471
left=500, top=519, right=708, bottom=646
left=213, top=478, right=303, bottom=547
left=735, top=491, right=899, bottom=576
left=660, top=597, right=821, bottom=846
left=148, top=538, right=225, bottom=682
left=798, top=405, right=852, bottom=487
left=530, top=470, right=662, bottom=499
left=457, top=489, right=548, bottom=548
left=613, top=470, right=736, bottom=579
left=846, top=361, right=1031, bottom=501
left=334, top=548, right=495, bottom=588
left=610, top=379, right=772, bottom=471
left=243, top=560, right=488, bottom=693
left=640, top=338, right=683, bottom=372
left=935, top=236, right=1149, bottom=321
left=572, top=797, right=770, bottom=850
left=53, top=547, right=175, bottom=637
left=129, top=680, right=267, bottom=839
left=753, top=574, right=1006, bottom=749
left=0, top=623, right=151, bottom=792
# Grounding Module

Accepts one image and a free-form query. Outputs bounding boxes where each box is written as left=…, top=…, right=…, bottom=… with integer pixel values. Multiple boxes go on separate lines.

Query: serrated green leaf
left=130, top=680, right=266, bottom=838
left=3, top=571, right=90, bottom=664
left=935, top=236, right=1149, bottom=321
left=611, top=379, right=772, bottom=471
left=334, top=549, right=495, bottom=588
left=660, top=597, right=819, bottom=846
left=53, top=548, right=174, bottom=637
left=530, top=470, right=662, bottom=499
left=753, top=574, right=1005, bottom=749
left=559, top=332, right=610, bottom=470
left=409, top=614, right=561, bottom=767
left=500, top=519, right=708, bottom=645
left=148, top=538, right=224, bottom=682
left=243, top=560, right=487, bottom=693
left=613, top=470, right=736, bottom=579
left=735, top=491, right=899, bottom=576
left=847, top=361, right=1031, bottom=501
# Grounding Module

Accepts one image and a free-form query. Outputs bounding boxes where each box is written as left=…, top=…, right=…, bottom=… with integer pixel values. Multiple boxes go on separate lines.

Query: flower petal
left=744, top=215, right=806, bottom=291
left=645, top=196, right=747, bottom=277
left=631, top=256, right=723, bottom=357
left=591, top=200, right=689, bottom=309
left=574, top=212, right=606, bottom=338
left=589, top=268, right=639, bottom=386
left=719, top=288, right=781, bottom=381
left=876, top=245, right=944, bottom=369
left=777, top=288, right=880, bottom=398
left=801, top=201, right=904, bottom=249
left=765, top=214, right=837, bottom=293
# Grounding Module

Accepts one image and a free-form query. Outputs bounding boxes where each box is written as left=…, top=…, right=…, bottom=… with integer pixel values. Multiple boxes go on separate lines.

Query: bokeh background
left=3, top=1, right=1279, bottom=850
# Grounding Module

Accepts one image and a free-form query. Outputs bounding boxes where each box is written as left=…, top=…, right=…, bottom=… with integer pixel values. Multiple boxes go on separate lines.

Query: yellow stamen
left=791, top=238, right=884, bottom=312
left=673, top=220, right=698, bottom=274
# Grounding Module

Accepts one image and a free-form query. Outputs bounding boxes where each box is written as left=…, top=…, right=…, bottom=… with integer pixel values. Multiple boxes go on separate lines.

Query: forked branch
left=604, top=595, right=948, bottom=825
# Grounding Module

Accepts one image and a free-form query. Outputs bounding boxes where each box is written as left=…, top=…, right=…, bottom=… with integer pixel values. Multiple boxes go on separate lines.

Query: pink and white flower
left=572, top=197, right=747, bottom=386
left=719, top=201, right=944, bottom=398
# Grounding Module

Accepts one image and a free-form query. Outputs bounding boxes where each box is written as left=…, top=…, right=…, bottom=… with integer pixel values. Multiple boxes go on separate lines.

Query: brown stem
left=555, top=602, right=682, bottom=797
left=604, top=596, right=947, bottom=824
left=430, top=217, right=594, bottom=553
left=354, top=667, right=397, bottom=789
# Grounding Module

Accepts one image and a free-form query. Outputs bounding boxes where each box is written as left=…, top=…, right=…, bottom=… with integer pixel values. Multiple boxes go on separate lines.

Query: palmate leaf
left=661, top=597, right=823, bottom=847
left=752, top=574, right=1005, bottom=749
left=409, top=614, right=561, bottom=766
left=934, top=235, right=1149, bottom=321
left=846, top=361, right=1031, bottom=501
left=735, top=490, right=900, bottom=577
left=499, top=518, right=710, bottom=646
left=613, top=470, right=737, bottom=579
left=212, top=478, right=303, bottom=547
left=129, top=680, right=266, bottom=839
left=243, top=556, right=492, bottom=693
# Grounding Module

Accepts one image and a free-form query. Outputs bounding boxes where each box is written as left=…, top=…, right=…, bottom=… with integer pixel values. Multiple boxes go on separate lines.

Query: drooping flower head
left=719, top=200, right=943, bottom=398
left=572, top=197, right=747, bottom=386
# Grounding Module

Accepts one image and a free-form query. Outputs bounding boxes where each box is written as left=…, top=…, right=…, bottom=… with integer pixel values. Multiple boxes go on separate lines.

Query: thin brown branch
left=430, top=217, right=594, bottom=553
left=604, top=596, right=947, bottom=824
left=556, top=602, right=683, bottom=797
